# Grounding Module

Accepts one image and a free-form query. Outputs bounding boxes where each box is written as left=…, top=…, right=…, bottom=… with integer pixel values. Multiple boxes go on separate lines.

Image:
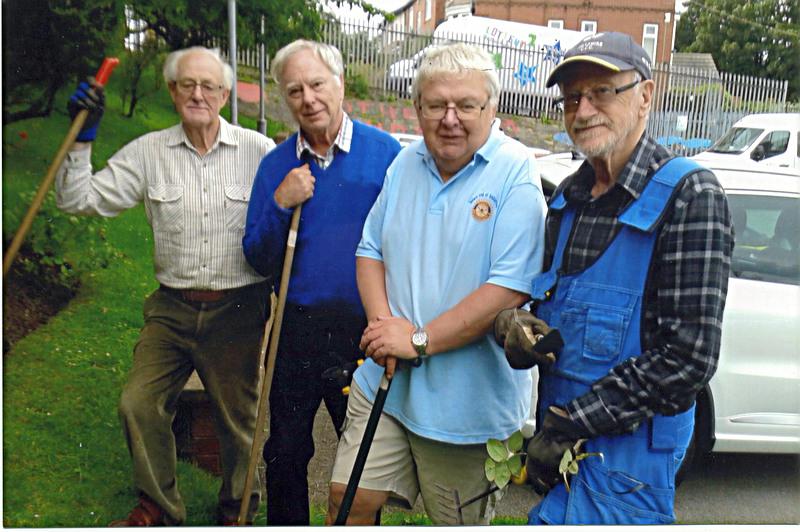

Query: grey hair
left=163, top=46, right=234, bottom=90
left=411, top=43, right=500, bottom=106
left=271, top=39, right=344, bottom=88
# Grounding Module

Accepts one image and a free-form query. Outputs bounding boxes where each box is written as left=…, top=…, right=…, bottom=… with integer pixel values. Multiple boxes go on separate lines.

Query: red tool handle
left=94, top=57, right=120, bottom=86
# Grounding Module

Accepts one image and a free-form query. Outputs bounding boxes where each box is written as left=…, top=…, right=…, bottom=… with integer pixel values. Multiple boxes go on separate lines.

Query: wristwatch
left=411, top=328, right=429, bottom=358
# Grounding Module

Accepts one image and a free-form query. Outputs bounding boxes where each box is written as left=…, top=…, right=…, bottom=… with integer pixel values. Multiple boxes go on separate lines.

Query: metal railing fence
left=209, top=17, right=790, bottom=154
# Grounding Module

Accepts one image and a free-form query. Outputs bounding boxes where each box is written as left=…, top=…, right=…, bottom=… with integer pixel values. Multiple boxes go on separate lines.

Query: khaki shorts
left=330, top=381, right=504, bottom=525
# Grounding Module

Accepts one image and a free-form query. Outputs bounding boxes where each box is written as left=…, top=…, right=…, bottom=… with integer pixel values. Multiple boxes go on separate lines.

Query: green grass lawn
left=2, top=73, right=526, bottom=526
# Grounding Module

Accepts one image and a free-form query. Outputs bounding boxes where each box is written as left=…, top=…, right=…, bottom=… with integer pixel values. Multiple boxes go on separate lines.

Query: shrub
left=7, top=189, right=121, bottom=286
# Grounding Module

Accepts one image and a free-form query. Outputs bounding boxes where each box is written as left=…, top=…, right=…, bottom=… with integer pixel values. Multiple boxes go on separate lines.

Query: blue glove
left=67, top=81, right=104, bottom=142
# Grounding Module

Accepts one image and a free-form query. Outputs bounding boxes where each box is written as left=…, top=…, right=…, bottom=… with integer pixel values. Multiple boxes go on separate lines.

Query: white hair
left=411, top=43, right=500, bottom=106
left=163, top=46, right=234, bottom=90
left=271, top=39, right=344, bottom=88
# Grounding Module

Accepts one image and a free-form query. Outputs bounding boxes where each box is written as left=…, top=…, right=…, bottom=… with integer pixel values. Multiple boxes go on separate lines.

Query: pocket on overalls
left=564, top=460, right=675, bottom=525
left=557, top=306, right=631, bottom=382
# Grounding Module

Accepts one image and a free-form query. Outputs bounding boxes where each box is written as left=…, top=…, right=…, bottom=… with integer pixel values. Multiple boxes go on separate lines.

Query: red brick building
left=386, top=0, right=678, bottom=64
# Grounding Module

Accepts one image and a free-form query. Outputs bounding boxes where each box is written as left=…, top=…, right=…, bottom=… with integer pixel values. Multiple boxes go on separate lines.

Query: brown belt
left=160, top=285, right=230, bottom=303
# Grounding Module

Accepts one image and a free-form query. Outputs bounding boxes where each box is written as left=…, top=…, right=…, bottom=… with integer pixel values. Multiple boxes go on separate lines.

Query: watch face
left=412, top=330, right=427, bottom=347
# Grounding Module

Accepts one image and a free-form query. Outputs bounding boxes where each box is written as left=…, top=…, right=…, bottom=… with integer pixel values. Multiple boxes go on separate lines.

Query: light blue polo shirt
left=354, top=121, right=547, bottom=444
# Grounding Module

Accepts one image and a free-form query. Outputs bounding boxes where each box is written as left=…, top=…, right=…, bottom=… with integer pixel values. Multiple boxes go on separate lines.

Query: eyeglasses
left=174, top=79, right=225, bottom=96
left=418, top=99, right=489, bottom=121
left=555, top=79, right=640, bottom=112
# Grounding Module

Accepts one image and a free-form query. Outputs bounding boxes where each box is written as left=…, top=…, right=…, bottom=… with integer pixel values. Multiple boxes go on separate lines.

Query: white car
left=685, top=161, right=800, bottom=469
left=391, top=132, right=423, bottom=148
left=693, top=113, right=800, bottom=170
left=535, top=151, right=584, bottom=197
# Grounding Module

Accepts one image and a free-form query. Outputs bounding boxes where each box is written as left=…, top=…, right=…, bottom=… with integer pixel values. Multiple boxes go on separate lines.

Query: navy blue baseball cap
left=545, top=32, right=653, bottom=88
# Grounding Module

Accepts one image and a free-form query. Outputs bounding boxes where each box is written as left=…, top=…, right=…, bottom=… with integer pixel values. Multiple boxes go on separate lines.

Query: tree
left=125, top=0, right=329, bottom=55
left=675, top=0, right=800, bottom=100
left=3, top=0, right=124, bottom=124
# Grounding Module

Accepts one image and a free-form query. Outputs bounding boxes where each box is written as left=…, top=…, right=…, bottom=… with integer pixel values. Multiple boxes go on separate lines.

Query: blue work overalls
left=528, top=158, right=700, bottom=525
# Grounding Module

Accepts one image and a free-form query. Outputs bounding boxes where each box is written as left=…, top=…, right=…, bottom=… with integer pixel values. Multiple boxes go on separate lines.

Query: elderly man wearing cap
left=493, top=32, right=733, bottom=524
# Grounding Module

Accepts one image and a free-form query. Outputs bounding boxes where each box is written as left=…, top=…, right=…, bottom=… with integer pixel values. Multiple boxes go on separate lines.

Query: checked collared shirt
left=295, top=112, right=353, bottom=169
left=542, top=134, right=734, bottom=436
left=56, top=117, right=274, bottom=290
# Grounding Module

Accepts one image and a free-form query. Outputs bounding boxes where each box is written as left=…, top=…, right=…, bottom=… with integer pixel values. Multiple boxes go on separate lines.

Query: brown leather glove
left=525, top=406, right=589, bottom=495
left=493, top=308, right=557, bottom=369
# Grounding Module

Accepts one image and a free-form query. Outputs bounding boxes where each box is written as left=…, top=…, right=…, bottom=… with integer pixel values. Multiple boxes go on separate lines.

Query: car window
left=759, top=130, right=790, bottom=159
left=728, top=193, right=799, bottom=285
left=710, top=127, right=763, bottom=154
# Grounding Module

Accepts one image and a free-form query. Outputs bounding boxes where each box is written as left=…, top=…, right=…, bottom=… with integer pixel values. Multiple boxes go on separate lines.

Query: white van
left=693, top=113, right=800, bottom=170
left=386, top=16, right=592, bottom=111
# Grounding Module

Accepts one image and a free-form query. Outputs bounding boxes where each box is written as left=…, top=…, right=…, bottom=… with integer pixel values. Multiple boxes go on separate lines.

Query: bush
left=345, top=70, right=370, bottom=100
left=6, top=189, right=121, bottom=287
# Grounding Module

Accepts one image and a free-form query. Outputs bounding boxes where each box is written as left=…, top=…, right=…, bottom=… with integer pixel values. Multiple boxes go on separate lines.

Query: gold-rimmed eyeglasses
left=174, top=79, right=225, bottom=96
left=418, top=99, right=489, bottom=121
left=556, top=79, right=640, bottom=112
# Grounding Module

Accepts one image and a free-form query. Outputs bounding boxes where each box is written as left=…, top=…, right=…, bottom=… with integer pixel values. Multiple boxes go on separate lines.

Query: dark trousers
left=119, top=283, right=269, bottom=524
left=264, top=305, right=364, bottom=525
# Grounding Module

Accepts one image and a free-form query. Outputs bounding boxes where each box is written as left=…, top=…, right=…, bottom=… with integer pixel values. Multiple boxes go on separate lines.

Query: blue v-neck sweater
left=243, top=121, right=400, bottom=315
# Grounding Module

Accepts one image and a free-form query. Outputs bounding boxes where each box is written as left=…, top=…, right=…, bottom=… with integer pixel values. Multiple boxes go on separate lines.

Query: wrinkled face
left=561, top=65, right=647, bottom=160
left=416, top=70, right=496, bottom=178
left=280, top=49, right=344, bottom=140
left=168, top=51, right=229, bottom=131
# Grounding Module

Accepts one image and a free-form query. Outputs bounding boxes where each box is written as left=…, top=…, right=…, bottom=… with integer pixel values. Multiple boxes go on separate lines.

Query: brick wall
left=474, top=0, right=676, bottom=64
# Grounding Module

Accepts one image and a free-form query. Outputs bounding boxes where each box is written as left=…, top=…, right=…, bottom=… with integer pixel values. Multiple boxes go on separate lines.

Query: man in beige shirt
left=56, top=46, right=274, bottom=526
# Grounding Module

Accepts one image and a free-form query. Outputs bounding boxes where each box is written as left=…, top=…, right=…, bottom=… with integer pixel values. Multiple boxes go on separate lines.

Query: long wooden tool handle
left=3, top=57, right=120, bottom=277
left=237, top=205, right=303, bottom=525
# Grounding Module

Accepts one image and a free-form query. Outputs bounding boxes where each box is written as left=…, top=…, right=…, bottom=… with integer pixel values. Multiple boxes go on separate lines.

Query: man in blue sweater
left=242, top=40, right=401, bottom=525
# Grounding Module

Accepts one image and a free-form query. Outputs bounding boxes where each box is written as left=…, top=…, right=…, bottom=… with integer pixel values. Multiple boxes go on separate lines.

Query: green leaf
left=567, top=461, right=579, bottom=475
left=484, top=457, right=496, bottom=482
left=486, top=438, right=508, bottom=462
left=494, top=460, right=511, bottom=489
left=558, top=448, right=574, bottom=475
left=507, top=430, right=524, bottom=452
left=507, top=454, right=522, bottom=475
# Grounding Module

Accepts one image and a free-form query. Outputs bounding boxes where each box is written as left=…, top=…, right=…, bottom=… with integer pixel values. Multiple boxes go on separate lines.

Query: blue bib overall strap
left=528, top=157, right=702, bottom=525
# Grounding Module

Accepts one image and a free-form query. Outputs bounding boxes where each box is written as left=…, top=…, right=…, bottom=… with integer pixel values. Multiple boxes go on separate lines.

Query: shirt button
left=204, top=239, right=208, bottom=244
left=204, top=212, right=208, bottom=217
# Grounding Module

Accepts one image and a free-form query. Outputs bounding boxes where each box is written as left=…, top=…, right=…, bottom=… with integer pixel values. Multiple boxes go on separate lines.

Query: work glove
left=493, top=308, right=560, bottom=369
left=525, top=406, right=589, bottom=495
left=67, top=80, right=104, bottom=142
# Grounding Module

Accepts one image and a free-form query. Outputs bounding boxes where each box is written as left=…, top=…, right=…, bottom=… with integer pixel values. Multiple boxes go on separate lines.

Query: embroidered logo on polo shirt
left=470, top=193, right=497, bottom=222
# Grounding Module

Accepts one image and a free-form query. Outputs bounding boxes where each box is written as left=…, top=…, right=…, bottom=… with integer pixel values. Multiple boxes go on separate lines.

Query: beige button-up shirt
left=56, top=117, right=275, bottom=290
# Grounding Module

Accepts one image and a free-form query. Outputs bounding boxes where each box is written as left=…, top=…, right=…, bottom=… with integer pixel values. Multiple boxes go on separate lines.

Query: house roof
left=671, top=52, right=720, bottom=76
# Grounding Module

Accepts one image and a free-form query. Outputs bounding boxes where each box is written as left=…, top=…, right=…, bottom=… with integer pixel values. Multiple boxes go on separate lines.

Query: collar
left=295, top=112, right=352, bottom=159
left=564, top=133, right=669, bottom=203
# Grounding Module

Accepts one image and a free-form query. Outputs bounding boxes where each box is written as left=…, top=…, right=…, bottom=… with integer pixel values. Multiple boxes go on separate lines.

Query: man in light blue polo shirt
left=326, top=43, right=547, bottom=525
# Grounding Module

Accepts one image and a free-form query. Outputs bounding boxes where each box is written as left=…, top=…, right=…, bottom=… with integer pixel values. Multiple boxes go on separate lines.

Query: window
left=728, top=193, right=799, bottom=285
left=417, top=11, right=421, bottom=32
left=755, top=131, right=790, bottom=160
left=642, top=24, right=658, bottom=61
left=425, top=0, right=432, bottom=21
left=581, top=20, right=597, bottom=33
left=548, top=19, right=564, bottom=29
